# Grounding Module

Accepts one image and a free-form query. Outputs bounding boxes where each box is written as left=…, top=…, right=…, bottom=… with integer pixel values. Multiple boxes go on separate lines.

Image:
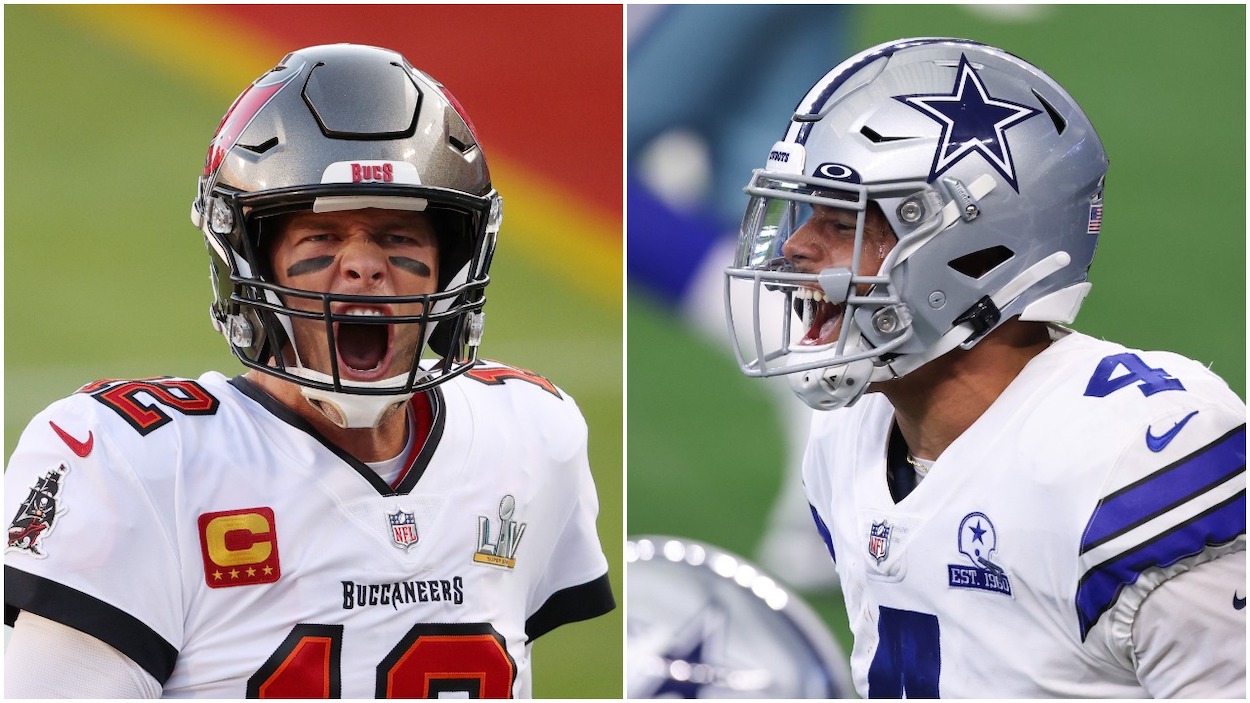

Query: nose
left=339, top=237, right=386, bottom=286
left=781, top=220, right=823, bottom=271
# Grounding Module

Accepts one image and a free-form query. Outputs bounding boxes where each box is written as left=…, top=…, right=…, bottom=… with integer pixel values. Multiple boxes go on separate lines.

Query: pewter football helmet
left=627, top=536, right=852, bottom=698
left=192, top=43, right=501, bottom=427
left=725, top=38, right=1108, bottom=409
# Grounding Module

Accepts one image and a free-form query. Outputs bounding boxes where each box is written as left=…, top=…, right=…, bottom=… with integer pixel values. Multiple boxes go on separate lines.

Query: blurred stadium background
left=627, top=3, right=1246, bottom=672
left=4, top=5, right=621, bottom=697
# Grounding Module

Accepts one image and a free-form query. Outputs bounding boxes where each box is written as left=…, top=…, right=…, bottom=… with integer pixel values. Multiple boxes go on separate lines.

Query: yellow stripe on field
left=57, top=4, right=621, bottom=307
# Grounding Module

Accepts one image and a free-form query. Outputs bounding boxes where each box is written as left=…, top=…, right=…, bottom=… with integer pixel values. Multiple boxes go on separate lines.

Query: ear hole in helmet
left=1033, top=90, right=1066, bottom=135
left=948, top=245, right=1014, bottom=279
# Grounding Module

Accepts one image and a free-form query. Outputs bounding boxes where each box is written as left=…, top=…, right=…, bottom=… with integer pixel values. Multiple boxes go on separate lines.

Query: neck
left=245, top=369, right=409, bottom=462
left=877, top=320, right=1052, bottom=461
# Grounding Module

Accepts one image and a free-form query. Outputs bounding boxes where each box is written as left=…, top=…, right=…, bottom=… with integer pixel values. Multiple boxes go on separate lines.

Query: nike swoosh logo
left=1236, top=593, right=1247, bottom=610
left=49, top=421, right=94, bottom=458
left=1145, top=410, right=1199, bottom=453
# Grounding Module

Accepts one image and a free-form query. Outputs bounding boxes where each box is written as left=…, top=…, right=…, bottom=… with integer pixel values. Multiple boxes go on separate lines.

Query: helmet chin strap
left=785, top=327, right=880, bottom=411
left=289, top=367, right=417, bottom=429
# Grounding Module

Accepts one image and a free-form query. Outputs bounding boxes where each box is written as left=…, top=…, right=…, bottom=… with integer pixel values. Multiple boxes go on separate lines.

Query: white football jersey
left=4, top=362, right=614, bottom=698
left=803, top=329, right=1246, bottom=697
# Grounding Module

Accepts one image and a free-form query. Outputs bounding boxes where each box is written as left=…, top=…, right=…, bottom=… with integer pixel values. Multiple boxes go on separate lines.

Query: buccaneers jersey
left=803, top=329, right=1246, bottom=697
left=4, top=362, right=614, bottom=697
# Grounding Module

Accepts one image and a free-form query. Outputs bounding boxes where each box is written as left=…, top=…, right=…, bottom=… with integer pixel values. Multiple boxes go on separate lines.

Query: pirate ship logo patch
left=7, top=464, right=70, bottom=558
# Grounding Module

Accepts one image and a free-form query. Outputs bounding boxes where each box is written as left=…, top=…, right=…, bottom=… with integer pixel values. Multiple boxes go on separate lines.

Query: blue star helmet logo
left=968, top=519, right=988, bottom=544
left=895, top=54, right=1040, bottom=192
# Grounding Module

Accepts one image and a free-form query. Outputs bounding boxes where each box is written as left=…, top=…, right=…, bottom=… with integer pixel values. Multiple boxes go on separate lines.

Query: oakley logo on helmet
left=894, top=55, right=1040, bottom=192
left=814, top=163, right=862, bottom=183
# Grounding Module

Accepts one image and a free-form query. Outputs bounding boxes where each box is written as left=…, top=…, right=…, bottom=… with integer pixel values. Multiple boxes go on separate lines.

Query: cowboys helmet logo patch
left=388, top=509, right=419, bottom=550
left=867, top=520, right=893, bottom=564
left=894, top=54, right=1040, bottom=192
left=947, top=511, right=1012, bottom=596
left=7, top=464, right=69, bottom=558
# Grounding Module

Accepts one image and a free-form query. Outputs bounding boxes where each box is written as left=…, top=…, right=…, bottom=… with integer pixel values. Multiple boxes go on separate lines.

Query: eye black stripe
left=389, top=257, right=432, bottom=277
left=285, top=256, right=335, bottom=277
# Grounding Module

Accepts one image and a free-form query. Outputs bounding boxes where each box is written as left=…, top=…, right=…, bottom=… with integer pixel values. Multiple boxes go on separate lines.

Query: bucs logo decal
left=198, top=507, right=282, bottom=588
left=7, top=464, right=69, bottom=558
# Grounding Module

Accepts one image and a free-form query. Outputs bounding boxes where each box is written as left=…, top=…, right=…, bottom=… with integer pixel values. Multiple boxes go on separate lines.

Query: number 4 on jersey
left=1083, top=353, right=1185, bottom=398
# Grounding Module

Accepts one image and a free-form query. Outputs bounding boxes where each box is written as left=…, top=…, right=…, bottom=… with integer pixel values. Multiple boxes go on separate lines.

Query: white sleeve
left=1131, top=550, right=1246, bottom=698
left=5, top=610, right=162, bottom=698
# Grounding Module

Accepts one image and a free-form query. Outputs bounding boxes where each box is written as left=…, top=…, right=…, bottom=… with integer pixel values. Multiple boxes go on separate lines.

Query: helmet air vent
left=1033, top=90, right=1067, bottom=135
left=948, top=245, right=1014, bottom=279
left=239, top=136, right=279, bottom=155
left=860, top=125, right=912, bottom=143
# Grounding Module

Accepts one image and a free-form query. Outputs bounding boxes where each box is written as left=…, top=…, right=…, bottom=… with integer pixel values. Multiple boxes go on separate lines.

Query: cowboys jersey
left=4, top=362, right=614, bottom=697
left=803, top=329, right=1246, bottom=697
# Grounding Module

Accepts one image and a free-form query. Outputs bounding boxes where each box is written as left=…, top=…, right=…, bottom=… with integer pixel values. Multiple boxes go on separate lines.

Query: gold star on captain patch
left=229, top=568, right=240, bottom=579
left=212, top=570, right=223, bottom=581
left=263, top=565, right=274, bottom=576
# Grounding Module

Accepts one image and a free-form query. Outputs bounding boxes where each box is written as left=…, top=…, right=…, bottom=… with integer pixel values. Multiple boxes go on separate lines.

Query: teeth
left=343, top=309, right=383, bottom=317
left=794, top=288, right=828, bottom=303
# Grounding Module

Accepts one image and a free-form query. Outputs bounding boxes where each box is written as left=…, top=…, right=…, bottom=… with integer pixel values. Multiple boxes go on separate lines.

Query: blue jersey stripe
left=1081, top=425, right=1246, bottom=554
left=1075, top=490, right=1245, bottom=639
left=809, top=503, right=837, bottom=564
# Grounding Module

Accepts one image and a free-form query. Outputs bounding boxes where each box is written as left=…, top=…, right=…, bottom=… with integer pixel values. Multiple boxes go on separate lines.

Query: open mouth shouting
left=794, top=287, right=845, bottom=346
left=334, top=306, right=396, bottom=381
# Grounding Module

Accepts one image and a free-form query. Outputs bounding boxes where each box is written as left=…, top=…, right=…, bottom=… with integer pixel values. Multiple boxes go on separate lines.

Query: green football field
left=628, top=3, right=1246, bottom=664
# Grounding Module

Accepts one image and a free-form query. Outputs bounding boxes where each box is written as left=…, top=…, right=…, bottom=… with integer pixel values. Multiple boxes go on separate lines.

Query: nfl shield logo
left=868, top=521, right=892, bottom=564
left=388, top=510, right=419, bottom=550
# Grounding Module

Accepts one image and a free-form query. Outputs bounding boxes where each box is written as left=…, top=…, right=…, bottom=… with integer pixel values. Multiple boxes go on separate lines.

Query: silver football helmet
left=725, top=38, right=1108, bottom=409
left=191, top=43, right=501, bottom=427
left=626, top=536, right=852, bottom=698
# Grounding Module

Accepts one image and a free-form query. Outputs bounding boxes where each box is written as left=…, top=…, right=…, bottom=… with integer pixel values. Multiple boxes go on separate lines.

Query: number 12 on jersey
left=248, top=622, right=516, bottom=698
